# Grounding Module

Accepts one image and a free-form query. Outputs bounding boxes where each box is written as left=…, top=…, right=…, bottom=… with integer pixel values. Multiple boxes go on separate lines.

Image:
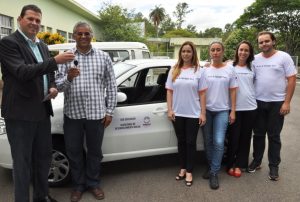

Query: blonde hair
left=172, top=41, right=199, bottom=82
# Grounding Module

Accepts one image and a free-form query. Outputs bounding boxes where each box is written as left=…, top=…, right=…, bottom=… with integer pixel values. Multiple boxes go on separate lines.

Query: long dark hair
left=233, top=40, right=254, bottom=70
left=172, top=41, right=199, bottom=82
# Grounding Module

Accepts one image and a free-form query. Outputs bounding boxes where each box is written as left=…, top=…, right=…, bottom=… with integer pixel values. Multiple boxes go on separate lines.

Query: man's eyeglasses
left=75, top=32, right=91, bottom=37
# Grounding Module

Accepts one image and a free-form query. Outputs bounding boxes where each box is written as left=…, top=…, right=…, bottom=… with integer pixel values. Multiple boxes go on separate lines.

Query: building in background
left=170, top=38, right=222, bottom=60
left=147, top=37, right=222, bottom=60
left=0, top=0, right=101, bottom=41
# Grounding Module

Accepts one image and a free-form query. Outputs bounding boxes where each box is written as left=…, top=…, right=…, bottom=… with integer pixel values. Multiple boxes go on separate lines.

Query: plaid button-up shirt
left=56, top=47, right=117, bottom=120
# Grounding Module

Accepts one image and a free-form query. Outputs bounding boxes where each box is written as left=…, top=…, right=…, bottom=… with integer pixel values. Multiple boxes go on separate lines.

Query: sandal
left=234, top=168, right=242, bottom=178
left=185, top=180, right=193, bottom=187
left=227, top=168, right=235, bottom=176
left=175, top=174, right=186, bottom=181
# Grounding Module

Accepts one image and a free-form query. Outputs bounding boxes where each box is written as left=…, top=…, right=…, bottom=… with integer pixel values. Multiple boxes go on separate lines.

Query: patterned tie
left=43, top=74, right=48, bottom=96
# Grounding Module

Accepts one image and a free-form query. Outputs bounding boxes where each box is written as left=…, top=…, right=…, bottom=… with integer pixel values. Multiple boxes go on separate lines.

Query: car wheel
left=48, top=138, right=71, bottom=187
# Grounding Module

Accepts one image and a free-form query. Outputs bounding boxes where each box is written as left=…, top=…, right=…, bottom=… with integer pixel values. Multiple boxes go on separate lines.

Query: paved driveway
left=1, top=84, right=300, bottom=202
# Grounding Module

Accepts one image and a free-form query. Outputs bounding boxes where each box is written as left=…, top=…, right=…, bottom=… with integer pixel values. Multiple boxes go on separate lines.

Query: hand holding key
left=54, top=51, right=75, bottom=64
left=67, top=60, right=80, bottom=82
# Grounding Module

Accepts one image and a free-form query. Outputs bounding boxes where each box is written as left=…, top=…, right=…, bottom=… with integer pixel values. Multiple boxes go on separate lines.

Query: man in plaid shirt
left=55, top=22, right=117, bottom=202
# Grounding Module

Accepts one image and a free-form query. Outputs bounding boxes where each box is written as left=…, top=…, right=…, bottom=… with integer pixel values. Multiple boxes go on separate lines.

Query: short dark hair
left=257, top=31, right=276, bottom=42
left=233, top=40, right=254, bottom=70
left=20, top=5, right=42, bottom=17
left=73, top=22, right=93, bottom=34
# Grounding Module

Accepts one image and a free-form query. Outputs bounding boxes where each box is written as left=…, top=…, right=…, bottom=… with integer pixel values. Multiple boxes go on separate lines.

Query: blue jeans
left=64, top=115, right=105, bottom=192
left=203, top=110, right=229, bottom=175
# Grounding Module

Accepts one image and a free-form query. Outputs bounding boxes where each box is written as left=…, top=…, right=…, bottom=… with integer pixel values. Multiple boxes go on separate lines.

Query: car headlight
left=0, top=117, right=6, bottom=135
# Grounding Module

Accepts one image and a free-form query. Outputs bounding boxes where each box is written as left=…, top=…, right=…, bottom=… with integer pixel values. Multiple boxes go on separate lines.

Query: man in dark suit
left=0, top=4, right=75, bottom=202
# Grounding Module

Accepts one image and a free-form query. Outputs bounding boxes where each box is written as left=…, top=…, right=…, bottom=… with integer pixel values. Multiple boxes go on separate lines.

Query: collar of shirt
left=17, top=29, right=40, bottom=45
left=72, top=46, right=96, bottom=56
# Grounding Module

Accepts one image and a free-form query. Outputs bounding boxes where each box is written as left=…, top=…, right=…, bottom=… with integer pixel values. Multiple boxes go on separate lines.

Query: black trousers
left=253, top=100, right=284, bottom=168
left=172, top=116, right=199, bottom=173
left=64, top=115, right=105, bottom=192
left=5, top=118, right=52, bottom=202
left=226, top=110, right=257, bottom=169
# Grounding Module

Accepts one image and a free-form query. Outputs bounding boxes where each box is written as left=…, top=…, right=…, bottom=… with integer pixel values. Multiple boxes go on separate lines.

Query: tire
left=48, top=136, right=71, bottom=187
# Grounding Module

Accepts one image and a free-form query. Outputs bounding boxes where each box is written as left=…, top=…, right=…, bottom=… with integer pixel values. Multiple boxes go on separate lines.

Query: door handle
left=153, top=108, right=168, bottom=114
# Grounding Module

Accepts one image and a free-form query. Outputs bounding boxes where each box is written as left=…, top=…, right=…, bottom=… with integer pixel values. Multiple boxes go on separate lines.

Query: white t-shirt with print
left=253, top=51, right=297, bottom=102
left=234, top=66, right=257, bottom=111
left=166, top=67, right=207, bottom=118
left=204, top=64, right=238, bottom=111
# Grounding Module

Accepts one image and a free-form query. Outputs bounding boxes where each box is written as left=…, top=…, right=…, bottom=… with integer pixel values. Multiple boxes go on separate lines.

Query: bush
left=37, top=32, right=65, bottom=45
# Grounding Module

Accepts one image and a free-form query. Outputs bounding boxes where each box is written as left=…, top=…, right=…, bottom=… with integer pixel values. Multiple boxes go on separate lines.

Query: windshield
left=105, top=50, right=130, bottom=63
left=113, top=62, right=135, bottom=78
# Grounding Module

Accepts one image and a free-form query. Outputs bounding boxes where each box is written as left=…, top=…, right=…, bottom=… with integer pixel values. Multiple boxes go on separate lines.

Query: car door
left=102, top=66, right=173, bottom=161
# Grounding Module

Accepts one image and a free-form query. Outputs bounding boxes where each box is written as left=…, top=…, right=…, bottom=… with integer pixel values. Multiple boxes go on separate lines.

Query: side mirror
left=117, top=92, right=127, bottom=103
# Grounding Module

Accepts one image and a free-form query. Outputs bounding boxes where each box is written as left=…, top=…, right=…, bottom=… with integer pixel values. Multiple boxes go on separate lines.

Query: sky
left=74, top=0, right=256, bottom=32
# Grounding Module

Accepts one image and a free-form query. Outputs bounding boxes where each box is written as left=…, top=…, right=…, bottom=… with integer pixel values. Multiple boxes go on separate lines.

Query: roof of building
left=53, top=0, right=100, bottom=22
left=169, top=37, right=222, bottom=46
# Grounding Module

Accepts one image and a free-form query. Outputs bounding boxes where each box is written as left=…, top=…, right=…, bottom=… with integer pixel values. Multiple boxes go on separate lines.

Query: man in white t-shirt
left=248, top=31, right=297, bottom=181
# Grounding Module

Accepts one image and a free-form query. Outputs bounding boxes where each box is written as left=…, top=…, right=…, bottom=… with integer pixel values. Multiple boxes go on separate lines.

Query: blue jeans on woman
left=203, top=110, right=229, bottom=175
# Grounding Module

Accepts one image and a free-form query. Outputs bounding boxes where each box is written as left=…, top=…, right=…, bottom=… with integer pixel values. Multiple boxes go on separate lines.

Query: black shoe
left=34, top=195, right=58, bottom=202
left=209, top=174, right=219, bottom=190
left=44, top=195, right=58, bottom=202
left=269, top=167, right=279, bottom=181
left=202, top=168, right=210, bottom=179
left=247, top=160, right=261, bottom=173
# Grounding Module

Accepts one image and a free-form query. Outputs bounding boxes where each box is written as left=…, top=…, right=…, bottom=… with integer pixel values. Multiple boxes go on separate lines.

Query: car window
left=104, top=50, right=130, bottom=62
left=145, top=68, right=167, bottom=87
left=142, top=51, right=150, bottom=59
left=120, top=73, right=138, bottom=88
left=113, top=63, right=135, bottom=78
left=131, top=50, right=135, bottom=59
left=118, top=66, right=170, bottom=106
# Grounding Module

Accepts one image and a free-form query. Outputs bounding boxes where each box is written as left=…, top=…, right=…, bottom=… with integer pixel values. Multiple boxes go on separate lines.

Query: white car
left=0, top=59, right=204, bottom=186
left=48, top=42, right=151, bottom=63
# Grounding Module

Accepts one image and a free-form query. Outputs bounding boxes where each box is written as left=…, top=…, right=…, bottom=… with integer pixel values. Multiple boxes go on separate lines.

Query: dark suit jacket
left=0, top=30, right=58, bottom=121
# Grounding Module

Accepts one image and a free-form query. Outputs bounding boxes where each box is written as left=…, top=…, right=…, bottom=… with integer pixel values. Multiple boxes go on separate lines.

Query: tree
left=145, top=20, right=157, bottom=37
left=159, top=14, right=176, bottom=36
left=223, top=23, right=234, bottom=41
left=199, top=27, right=223, bottom=38
left=163, top=29, right=197, bottom=38
left=98, top=3, right=144, bottom=41
left=186, top=24, right=198, bottom=36
left=235, top=0, right=300, bottom=55
left=223, top=28, right=258, bottom=60
left=149, top=5, right=166, bottom=37
left=200, top=47, right=209, bottom=61
left=173, top=2, right=193, bottom=29
left=132, top=12, right=144, bottom=21
left=131, top=11, right=156, bottom=37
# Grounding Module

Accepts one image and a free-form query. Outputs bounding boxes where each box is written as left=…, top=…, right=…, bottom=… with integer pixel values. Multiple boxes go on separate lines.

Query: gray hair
left=73, top=21, right=93, bottom=34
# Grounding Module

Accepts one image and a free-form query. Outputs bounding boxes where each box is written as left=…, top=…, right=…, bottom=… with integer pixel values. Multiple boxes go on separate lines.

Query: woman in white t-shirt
left=203, top=42, right=238, bottom=190
left=226, top=41, right=257, bottom=178
left=166, top=41, right=207, bottom=187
